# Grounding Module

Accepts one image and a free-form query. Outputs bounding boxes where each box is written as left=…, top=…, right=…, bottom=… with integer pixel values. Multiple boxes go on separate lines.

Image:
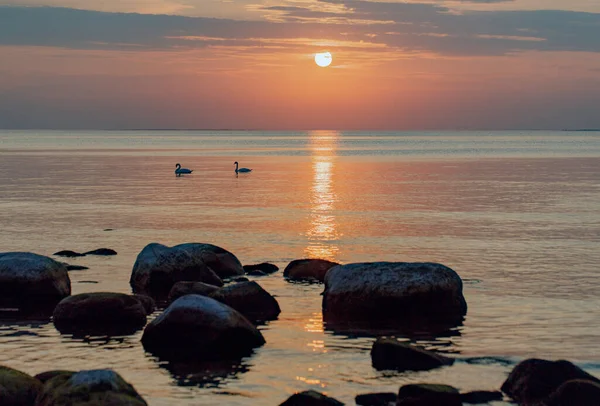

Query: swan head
left=175, top=163, right=181, bottom=168
left=234, top=161, right=238, bottom=165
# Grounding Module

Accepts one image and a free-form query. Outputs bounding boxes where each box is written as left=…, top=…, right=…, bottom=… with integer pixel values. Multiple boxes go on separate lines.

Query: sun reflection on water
left=304, top=131, right=341, bottom=261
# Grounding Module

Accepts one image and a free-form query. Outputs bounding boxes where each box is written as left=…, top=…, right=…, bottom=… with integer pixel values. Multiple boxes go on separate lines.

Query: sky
left=1, top=0, right=600, bottom=130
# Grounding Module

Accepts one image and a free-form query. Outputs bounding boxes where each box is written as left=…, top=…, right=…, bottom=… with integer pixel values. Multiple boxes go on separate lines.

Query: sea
left=0, top=130, right=599, bottom=405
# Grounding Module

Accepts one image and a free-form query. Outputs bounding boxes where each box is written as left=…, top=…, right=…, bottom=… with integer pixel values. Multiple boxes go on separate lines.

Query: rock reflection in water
left=160, top=358, right=251, bottom=388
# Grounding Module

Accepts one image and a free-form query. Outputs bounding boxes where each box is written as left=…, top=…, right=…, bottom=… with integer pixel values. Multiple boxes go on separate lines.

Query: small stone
left=371, top=338, right=454, bottom=372
left=280, top=390, right=344, bottom=405
left=53, top=250, right=85, bottom=258
left=84, top=248, right=117, bottom=256
left=283, top=259, right=340, bottom=282
left=243, top=262, right=279, bottom=275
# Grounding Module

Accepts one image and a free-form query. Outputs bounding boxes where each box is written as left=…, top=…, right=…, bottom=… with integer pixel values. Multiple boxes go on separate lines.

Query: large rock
left=53, top=292, right=147, bottom=335
left=280, top=390, right=344, bottom=405
left=0, top=252, right=71, bottom=312
left=0, top=365, right=43, bottom=406
left=209, top=281, right=281, bottom=323
left=397, top=384, right=461, bottom=406
left=460, top=390, right=503, bottom=404
left=545, top=379, right=600, bottom=406
left=371, top=337, right=454, bottom=372
left=283, top=259, right=340, bottom=282
left=36, top=369, right=147, bottom=406
left=501, top=359, right=600, bottom=405
left=141, top=295, right=265, bottom=360
left=130, top=243, right=244, bottom=299
left=322, top=262, right=467, bottom=326
left=168, top=281, right=220, bottom=303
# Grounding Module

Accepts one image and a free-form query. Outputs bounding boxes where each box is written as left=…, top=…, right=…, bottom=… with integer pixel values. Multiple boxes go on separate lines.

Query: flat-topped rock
left=283, top=259, right=339, bottom=282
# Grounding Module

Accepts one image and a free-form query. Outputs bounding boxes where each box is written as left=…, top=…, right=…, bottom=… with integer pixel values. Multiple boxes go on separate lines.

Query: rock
left=168, top=281, right=220, bottom=303
left=322, top=262, right=467, bottom=326
left=371, top=337, right=454, bottom=372
left=0, top=252, right=71, bottom=312
left=36, top=369, right=147, bottom=406
left=65, top=265, right=89, bottom=271
left=460, top=390, right=503, bottom=404
left=131, top=294, right=156, bottom=315
left=283, top=259, right=340, bottom=282
left=244, top=262, right=279, bottom=275
left=209, top=281, right=281, bottom=323
left=356, top=392, right=397, bottom=406
left=53, top=292, right=147, bottom=335
left=141, top=294, right=265, bottom=361
left=545, top=379, right=600, bottom=406
left=501, top=359, right=600, bottom=404
left=397, top=384, right=461, bottom=406
left=280, top=390, right=344, bottom=405
left=233, top=276, right=250, bottom=282
left=130, top=243, right=245, bottom=299
left=53, top=250, right=85, bottom=258
left=34, top=370, right=75, bottom=384
left=0, top=365, right=43, bottom=406
left=84, top=248, right=117, bottom=256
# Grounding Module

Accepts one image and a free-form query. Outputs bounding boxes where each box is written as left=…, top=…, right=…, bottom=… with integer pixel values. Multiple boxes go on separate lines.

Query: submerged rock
left=0, top=365, right=43, bottom=406
left=130, top=243, right=244, bottom=299
left=355, top=392, right=397, bottom=406
left=53, top=250, right=85, bottom=258
left=209, top=281, right=280, bottom=323
left=141, top=295, right=265, bottom=361
left=397, top=384, right=461, bottom=406
left=244, top=262, right=279, bottom=275
left=280, top=390, right=344, bottom=405
left=322, top=262, right=467, bottom=326
left=283, top=259, right=340, bottom=282
left=64, top=265, right=89, bottom=271
left=0, top=252, right=71, bottom=313
left=501, top=358, right=600, bottom=404
left=53, top=292, right=147, bottom=335
left=84, top=248, right=117, bottom=256
left=370, top=337, right=454, bottom=372
left=168, top=281, right=221, bottom=303
left=36, top=369, right=147, bottom=406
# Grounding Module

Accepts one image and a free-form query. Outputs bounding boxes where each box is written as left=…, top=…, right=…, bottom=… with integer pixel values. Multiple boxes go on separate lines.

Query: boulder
left=322, top=262, right=467, bottom=326
left=244, top=262, right=279, bottom=275
left=141, top=295, right=265, bottom=361
left=356, top=392, right=397, bottom=406
left=371, top=337, right=454, bottom=371
left=64, top=265, right=89, bottom=271
left=209, top=281, right=281, bottom=322
left=280, top=390, right=344, bottom=405
left=84, top=248, right=117, bottom=256
left=53, top=292, right=147, bottom=335
left=34, top=370, right=75, bottom=384
left=36, top=369, right=147, bottom=406
left=0, top=365, right=43, bottom=406
left=545, top=379, right=600, bottom=406
left=53, top=250, right=85, bottom=258
left=168, top=281, right=220, bottom=303
left=501, top=359, right=600, bottom=404
left=460, top=390, right=503, bottom=404
left=397, top=384, right=461, bottom=406
left=283, top=259, right=339, bottom=282
left=130, top=243, right=245, bottom=299
left=131, top=294, right=156, bottom=315
left=0, top=252, right=71, bottom=312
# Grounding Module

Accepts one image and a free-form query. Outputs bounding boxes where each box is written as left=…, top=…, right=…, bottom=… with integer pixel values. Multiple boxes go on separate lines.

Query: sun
left=314, top=52, right=332, bottom=68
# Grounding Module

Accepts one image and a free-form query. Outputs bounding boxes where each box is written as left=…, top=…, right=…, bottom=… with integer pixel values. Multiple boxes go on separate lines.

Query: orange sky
left=1, top=1, right=600, bottom=129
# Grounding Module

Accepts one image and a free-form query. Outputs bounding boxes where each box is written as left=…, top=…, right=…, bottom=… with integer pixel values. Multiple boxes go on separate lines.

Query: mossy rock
left=0, top=365, right=43, bottom=406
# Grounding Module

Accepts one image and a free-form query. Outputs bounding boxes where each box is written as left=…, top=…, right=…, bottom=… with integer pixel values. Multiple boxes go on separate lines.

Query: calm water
left=1, top=130, right=599, bottom=405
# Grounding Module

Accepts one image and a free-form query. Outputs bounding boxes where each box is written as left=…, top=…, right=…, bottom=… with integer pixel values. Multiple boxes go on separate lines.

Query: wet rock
left=131, top=294, right=156, bottom=315
left=0, top=252, right=71, bottom=312
left=34, top=370, right=75, bottom=384
left=460, top=390, right=503, bottom=404
left=283, top=259, right=340, bottom=282
left=53, top=250, right=85, bottom=258
left=36, top=369, right=147, bottom=406
left=84, top=248, right=117, bottom=256
left=209, top=281, right=281, bottom=323
left=322, top=262, right=467, bottom=326
left=0, top=365, right=43, bottom=406
left=280, top=390, right=344, bottom=405
left=232, top=276, right=250, bottom=283
left=545, top=379, right=600, bottom=406
left=244, top=262, right=279, bottom=275
left=64, top=264, right=89, bottom=271
left=397, top=384, right=461, bottom=406
left=168, top=281, right=220, bottom=303
left=53, top=292, right=147, bottom=335
left=501, top=359, right=600, bottom=404
left=371, top=337, right=454, bottom=372
left=356, top=392, right=397, bottom=406
left=130, top=243, right=244, bottom=299
left=141, top=294, right=265, bottom=361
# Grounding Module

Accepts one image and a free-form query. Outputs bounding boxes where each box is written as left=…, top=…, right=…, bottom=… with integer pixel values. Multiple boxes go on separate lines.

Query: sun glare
left=314, top=52, right=332, bottom=67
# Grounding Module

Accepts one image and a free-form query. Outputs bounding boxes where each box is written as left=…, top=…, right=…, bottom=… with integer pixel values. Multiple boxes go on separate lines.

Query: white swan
left=234, top=161, right=252, bottom=173
left=175, top=163, right=193, bottom=177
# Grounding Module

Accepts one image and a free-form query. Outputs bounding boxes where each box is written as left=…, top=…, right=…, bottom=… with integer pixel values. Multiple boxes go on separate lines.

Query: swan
left=175, top=163, right=193, bottom=177
left=234, top=161, right=252, bottom=173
